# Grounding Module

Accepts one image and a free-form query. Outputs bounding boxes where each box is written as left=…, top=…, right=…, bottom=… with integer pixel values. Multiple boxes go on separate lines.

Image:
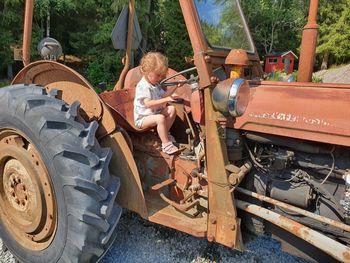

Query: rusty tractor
left=0, top=0, right=350, bottom=262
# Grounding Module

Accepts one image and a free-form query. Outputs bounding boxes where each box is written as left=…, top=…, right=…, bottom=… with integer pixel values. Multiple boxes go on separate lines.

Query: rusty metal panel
left=235, top=81, right=350, bottom=147
left=204, top=88, right=242, bottom=249
left=100, top=131, right=148, bottom=218
left=12, top=61, right=116, bottom=138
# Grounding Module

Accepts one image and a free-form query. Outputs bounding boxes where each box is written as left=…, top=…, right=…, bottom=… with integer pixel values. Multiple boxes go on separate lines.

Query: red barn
left=264, top=51, right=297, bottom=74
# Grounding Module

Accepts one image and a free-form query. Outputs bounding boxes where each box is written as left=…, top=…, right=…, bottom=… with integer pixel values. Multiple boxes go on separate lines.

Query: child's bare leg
left=140, top=114, right=169, bottom=144
left=161, top=105, right=177, bottom=132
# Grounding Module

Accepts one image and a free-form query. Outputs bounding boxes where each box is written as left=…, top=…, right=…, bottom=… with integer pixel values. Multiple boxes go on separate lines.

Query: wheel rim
left=0, top=129, right=57, bottom=251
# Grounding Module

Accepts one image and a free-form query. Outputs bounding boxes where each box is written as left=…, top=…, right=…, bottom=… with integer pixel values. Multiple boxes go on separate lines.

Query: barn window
left=269, top=58, right=277, bottom=64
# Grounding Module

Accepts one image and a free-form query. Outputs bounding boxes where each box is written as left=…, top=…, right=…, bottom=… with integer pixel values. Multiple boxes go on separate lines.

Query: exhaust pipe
left=297, top=0, right=319, bottom=82
left=23, top=0, right=34, bottom=66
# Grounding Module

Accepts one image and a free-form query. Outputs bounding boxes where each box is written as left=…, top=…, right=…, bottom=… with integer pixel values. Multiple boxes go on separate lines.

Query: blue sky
left=194, top=0, right=224, bottom=26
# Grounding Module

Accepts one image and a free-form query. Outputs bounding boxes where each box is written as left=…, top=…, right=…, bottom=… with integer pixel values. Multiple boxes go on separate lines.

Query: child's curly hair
left=140, top=52, right=168, bottom=76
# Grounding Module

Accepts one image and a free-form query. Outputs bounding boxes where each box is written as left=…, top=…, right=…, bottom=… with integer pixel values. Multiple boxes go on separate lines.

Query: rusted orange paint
left=23, top=0, right=33, bottom=66
left=298, top=0, right=319, bottom=82
left=12, top=60, right=116, bottom=138
left=235, top=81, right=350, bottom=146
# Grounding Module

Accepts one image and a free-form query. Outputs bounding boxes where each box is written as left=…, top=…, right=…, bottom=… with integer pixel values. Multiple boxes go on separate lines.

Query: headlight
left=212, top=78, right=250, bottom=117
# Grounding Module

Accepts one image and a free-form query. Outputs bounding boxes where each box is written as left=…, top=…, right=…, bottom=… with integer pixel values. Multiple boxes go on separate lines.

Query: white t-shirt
left=134, top=77, right=165, bottom=128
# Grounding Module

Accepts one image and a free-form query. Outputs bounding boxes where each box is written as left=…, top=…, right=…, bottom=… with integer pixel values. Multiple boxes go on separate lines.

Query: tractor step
left=151, top=178, right=175, bottom=191
left=145, top=194, right=207, bottom=238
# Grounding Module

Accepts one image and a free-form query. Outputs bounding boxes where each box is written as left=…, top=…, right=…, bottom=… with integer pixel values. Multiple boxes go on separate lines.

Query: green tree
left=317, top=0, right=350, bottom=69
left=158, top=0, right=192, bottom=71
left=241, top=0, right=307, bottom=56
left=0, top=0, right=22, bottom=78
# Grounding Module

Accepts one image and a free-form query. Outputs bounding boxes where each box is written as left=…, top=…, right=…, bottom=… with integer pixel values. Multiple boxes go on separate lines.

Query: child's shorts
left=135, top=117, right=144, bottom=129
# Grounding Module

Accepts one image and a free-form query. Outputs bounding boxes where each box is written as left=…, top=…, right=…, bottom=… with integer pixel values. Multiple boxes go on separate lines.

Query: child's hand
left=168, top=94, right=180, bottom=102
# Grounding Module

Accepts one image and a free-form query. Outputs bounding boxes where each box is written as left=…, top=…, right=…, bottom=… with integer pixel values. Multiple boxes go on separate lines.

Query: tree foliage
left=317, top=0, right=350, bottom=68
left=158, top=0, right=192, bottom=70
left=241, top=0, right=307, bottom=55
left=0, top=0, right=23, bottom=75
left=0, top=0, right=349, bottom=82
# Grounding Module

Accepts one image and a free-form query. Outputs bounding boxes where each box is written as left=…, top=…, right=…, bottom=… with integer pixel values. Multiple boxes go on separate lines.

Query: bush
left=312, top=74, right=323, bottom=83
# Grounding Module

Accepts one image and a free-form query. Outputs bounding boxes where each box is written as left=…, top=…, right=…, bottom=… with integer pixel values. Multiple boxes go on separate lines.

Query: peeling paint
left=249, top=112, right=331, bottom=126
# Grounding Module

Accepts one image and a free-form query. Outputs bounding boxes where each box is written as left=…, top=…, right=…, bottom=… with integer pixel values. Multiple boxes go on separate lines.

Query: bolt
left=209, top=215, right=216, bottom=224
left=229, top=224, right=236, bottom=231
left=234, top=139, right=241, bottom=146
left=21, top=201, right=25, bottom=206
left=25, top=195, right=28, bottom=200
left=10, top=183, right=14, bottom=188
left=11, top=192, right=15, bottom=197
left=15, top=198, right=20, bottom=205
left=204, top=55, right=211, bottom=62
left=210, top=76, right=218, bottom=83
left=22, top=185, right=26, bottom=191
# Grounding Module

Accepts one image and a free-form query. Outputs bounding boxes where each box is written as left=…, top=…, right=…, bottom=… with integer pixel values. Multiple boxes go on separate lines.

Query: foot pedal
left=151, top=178, right=175, bottom=191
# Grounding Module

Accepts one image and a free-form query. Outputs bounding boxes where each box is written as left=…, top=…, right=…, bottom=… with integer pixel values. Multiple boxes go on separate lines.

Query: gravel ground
left=314, top=64, right=350, bottom=84
left=100, top=211, right=310, bottom=263
left=0, top=211, right=311, bottom=263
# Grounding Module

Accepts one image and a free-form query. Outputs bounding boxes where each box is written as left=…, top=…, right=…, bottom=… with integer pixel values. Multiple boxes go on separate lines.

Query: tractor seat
left=100, top=87, right=148, bottom=133
left=100, top=67, right=150, bottom=133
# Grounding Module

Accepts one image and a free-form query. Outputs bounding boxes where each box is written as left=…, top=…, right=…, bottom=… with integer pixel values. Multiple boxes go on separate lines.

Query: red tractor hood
left=234, top=81, right=350, bottom=147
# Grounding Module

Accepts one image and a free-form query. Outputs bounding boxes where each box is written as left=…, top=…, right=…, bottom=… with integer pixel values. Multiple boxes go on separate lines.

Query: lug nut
left=209, top=215, right=217, bottom=224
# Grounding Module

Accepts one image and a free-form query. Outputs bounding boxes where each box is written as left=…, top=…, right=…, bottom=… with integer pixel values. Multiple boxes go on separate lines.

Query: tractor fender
left=12, top=60, right=116, bottom=138
left=100, top=130, right=148, bottom=218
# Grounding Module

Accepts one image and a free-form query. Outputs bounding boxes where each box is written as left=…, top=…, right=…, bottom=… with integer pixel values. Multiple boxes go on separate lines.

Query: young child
left=134, top=52, right=179, bottom=155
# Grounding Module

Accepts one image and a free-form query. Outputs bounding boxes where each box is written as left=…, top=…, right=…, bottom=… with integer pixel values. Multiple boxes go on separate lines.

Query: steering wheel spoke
left=160, top=66, right=198, bottom=88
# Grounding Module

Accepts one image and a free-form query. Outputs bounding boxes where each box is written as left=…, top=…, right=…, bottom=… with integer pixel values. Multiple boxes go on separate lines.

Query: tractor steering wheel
left=159, top=66, right=198, bottom=87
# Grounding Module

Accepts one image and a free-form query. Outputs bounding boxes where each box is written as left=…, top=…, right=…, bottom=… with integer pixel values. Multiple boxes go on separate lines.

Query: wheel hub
left=0, top=130, right=57, bottom=251
left=4, top=161, right=32, bottom=211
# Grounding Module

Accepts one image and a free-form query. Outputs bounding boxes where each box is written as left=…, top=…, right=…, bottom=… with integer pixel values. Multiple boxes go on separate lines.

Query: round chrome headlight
left=212, top=78, right=250, bottom=117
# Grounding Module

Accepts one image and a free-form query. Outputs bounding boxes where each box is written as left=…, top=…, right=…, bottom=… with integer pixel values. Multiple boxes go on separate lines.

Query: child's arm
left=143, top=96, right=176, bottom=109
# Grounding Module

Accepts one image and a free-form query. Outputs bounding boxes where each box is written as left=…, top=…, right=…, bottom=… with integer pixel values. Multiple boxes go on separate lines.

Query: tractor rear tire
left=0, top=84, right=121, bottom=262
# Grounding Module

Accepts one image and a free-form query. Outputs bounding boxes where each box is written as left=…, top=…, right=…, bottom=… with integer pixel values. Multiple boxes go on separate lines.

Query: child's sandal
left=162, top=142, right=179, bottom=155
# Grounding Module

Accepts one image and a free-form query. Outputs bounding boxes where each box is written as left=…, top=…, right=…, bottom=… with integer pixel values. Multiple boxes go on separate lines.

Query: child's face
left=146, top=71, right=166, bottom=85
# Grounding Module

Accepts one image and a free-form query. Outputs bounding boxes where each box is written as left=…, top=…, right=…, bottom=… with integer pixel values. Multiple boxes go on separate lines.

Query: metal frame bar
left=237, top=187, right=350, bottom=233
left=236, top=199, right=350, bottom=262
left=23, top=0, right=34, bottom=66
